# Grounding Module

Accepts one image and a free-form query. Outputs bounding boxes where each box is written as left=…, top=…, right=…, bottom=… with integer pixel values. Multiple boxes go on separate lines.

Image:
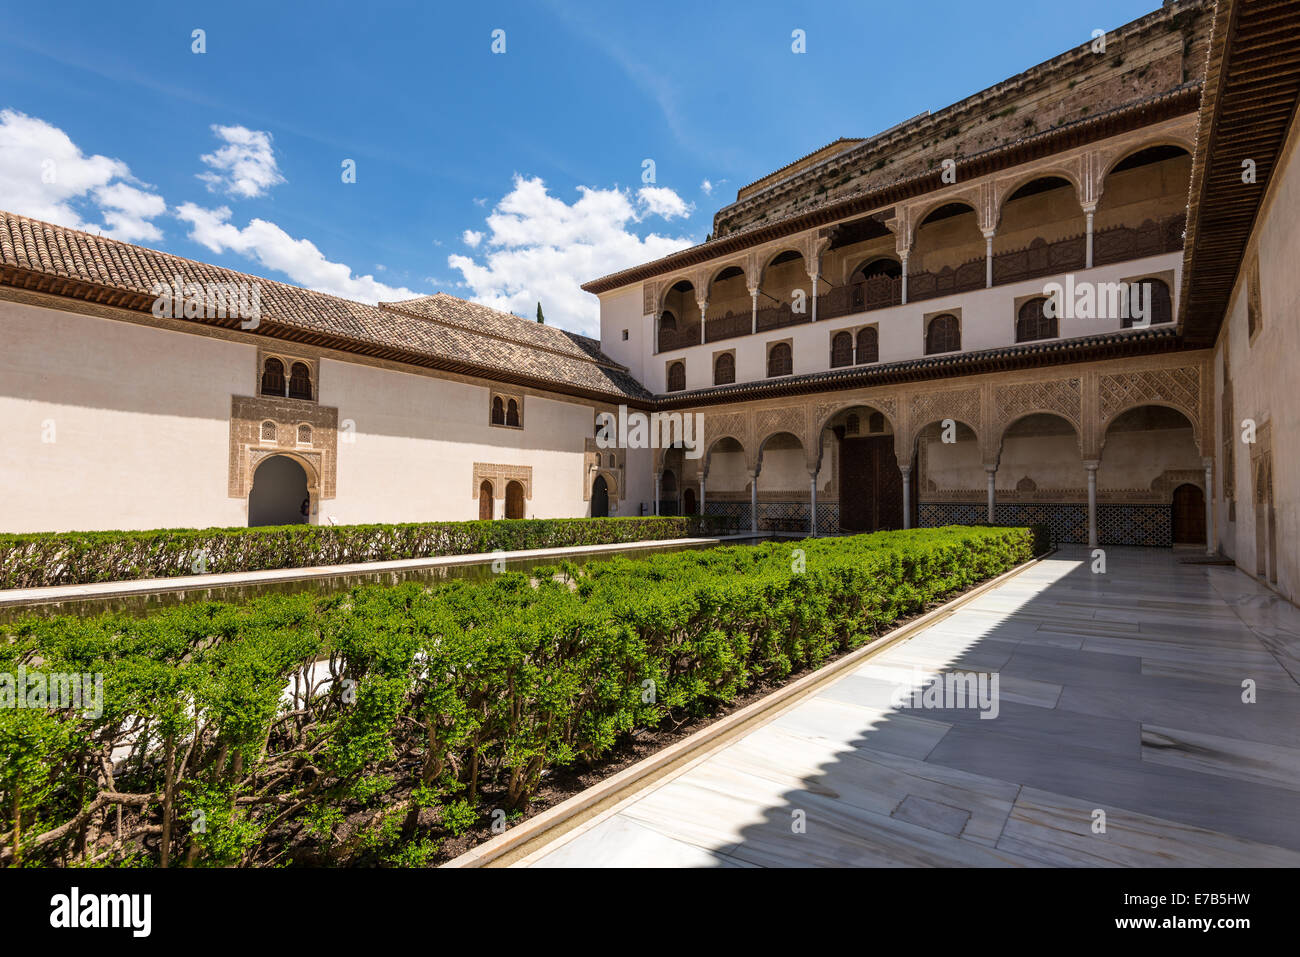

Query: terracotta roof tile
left=0, top=211, right=649, bottom=402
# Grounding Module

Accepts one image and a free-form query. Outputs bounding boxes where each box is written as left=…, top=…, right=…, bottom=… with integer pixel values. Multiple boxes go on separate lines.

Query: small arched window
left=856, top=326, right=879, bottom=365
left=925, top=314, right=961, bottom=355
left=667, top=361, right=686, bottom=392
left=830, top=332, right=852, bottom=368
left=1124, top=279, right=1173, bottom=327
left=297, top=424, right=312, bottom=444
left=608, top=453, right=616, bottom=468
left=506, top=398, right=521, bottom=427
left=288, top=362, right=313, bottom=400
left=260, top=420, right=276, bottom=442
left=260, top=358, right=285, bottom=397
left=845, top=413, right=860, bottom=435
left=714, top=352, right=735, bottom=385
left=767, top=342, right=793, bottom=377
left=1016, top=297, right=1058, bottom=342
left=492, top=396, right=505, bottom=425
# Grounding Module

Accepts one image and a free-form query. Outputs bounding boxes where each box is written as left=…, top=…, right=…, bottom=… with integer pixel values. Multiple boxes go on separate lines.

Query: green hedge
left=0, top=516, right=734, bottom=590
left=0, top=525, right=1034, bottom=867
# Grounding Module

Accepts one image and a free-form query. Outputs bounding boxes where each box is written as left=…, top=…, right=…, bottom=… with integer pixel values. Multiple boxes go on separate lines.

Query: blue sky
left=0, top=0, right=1161, bottom=336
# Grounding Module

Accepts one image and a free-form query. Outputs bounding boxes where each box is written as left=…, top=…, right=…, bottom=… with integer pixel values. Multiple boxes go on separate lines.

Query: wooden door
left=839, top=435, right=903, bottom=532
left=479, top=481, right=494, bottom=520
left=1172, top=483, right=1205, bottom=545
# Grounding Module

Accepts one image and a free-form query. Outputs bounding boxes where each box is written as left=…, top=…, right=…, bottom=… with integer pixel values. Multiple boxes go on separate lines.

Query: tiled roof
left=0, top=211, right=649, bottom=402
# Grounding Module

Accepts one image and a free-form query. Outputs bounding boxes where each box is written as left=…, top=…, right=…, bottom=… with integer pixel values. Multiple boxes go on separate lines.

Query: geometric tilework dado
left=229, top=395, right=338, bottom=499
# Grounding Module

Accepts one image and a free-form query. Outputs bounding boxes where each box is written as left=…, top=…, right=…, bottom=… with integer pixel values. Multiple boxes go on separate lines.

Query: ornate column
left=900, top=253, right=909, bottom=305
left=808, top=469, right=818, bottom=538
left=749, top=285, right=759, bottom=335
left=1203, top=457, right=1215, bottom=556
left=808, top=267, right=820, bottom=323
left=748, top=469, right=759, bottom=535
left=1084, top=204, right=1096, bottom=269
left=985, top=465, right=997, bottom=524
left=1084, top=460, right=1099, bottom=548
left=901, top=465, right=912, bottom=530
left=982, top=229, right=995, bottom=288
left=697, top=298, right=708, bottom=345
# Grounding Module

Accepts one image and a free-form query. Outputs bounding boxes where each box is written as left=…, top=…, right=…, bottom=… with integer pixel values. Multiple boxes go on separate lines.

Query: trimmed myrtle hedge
left=0, top=525, right=1035, bottom=867
left=0, top=516, right=734, bottom=590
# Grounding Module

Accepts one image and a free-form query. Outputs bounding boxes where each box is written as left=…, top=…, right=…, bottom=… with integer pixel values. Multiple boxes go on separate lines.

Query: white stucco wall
left=1214, top=108, right=1300, bottom=601
left=0, top=299, right=612, bottom=533
left=630, top=251, right=1182, bottom=394
left=0, top=300, right=251, bottom=532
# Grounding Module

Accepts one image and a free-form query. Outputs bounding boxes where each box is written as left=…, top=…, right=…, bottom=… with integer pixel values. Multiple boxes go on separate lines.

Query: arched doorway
left=591, top=475, right=609, bottom=517
left=683, top=486, right=696, bottom=515
left=1172, top=484, right=1206, bottom=545
left=661, top=469, right=678, bottom=515
left=825, top=406, right=900, bottom=532
left=249, top=455, right=309, bottom=527
left=505, top=480, right=525, bottom=519
left=479, top=481, right=494, bottom=520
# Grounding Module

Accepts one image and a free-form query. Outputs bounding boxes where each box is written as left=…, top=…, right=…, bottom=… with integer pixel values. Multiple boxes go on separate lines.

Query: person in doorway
left=300, top=497, right=310, bottom=522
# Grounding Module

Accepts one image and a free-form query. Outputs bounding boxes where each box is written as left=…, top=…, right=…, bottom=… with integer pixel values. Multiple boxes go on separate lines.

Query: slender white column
left=1203, top=458, right=1215, bottom=556
left=699, top=474, right=707, bottom=517
left=1085, top=460, right=1099, bottom=548
left=809, top=470, right=818, bottom=538
left=1084, top=207, right=1096, bottom=269
left=983, top=229, right=995, bottom=288
left=809, top=271, right=819, bottom=323
left=654, top=474, right=660, bottom=517
left=901, top=253, right=909, bottom=305
left=749, top=288, right=759, bottom=335
left=749, top=469, right=759, bottom=535
left=698, top=300, right=708, bottom=345
left=901, top=465, right=912, bottom=530
left=985, top=465, right=997, bottom=524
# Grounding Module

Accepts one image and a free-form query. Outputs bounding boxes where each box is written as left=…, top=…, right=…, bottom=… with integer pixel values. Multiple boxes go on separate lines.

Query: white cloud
left=175, top=202, right=419, bottom=302
left=447, top=175, right=695, bottom=336
left=197, top=125, right=285, bottom=199
left=700, top=179, right=713, bottom=195
left=636, top=185, right=693, bottom=220
left=0, top=109, right=165, bottom=242
left=462, top=229, right=483, bottom=248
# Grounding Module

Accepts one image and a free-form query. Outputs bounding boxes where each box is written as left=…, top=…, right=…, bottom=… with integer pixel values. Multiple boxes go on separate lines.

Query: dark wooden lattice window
left=288, top=362, right=313, bottom=400
left=666, top=361, right=686, bottom=392
left=492, top=396, right=505, bottom=425
left=856, top=326, right=879, bottom=364
left=1123, top=279, right=1173, bottom=328
left=1016, top=298, right=1057, bottom=342
left=830, top=332, right=852, bottom=368
left=657, top=311, right=678, bottom=352
left=925, top=314, right=960, bottom=355
left=845, top=413, right=860, bottom=435
left=767, top=342, right=792, bottom=377
left=506, top=398, right=521, bottom=427
left=260, top=357, right=285, bottom=396
left=714, top=352, right=735, bottom=385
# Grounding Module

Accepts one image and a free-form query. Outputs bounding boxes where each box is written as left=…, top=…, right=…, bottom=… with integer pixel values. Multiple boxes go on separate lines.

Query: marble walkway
left=523, top=546, right=1300, bottom=867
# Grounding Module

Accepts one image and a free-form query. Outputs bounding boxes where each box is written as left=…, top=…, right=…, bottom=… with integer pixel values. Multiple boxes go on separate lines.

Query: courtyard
left=521, top=546, right=1300, bottom=867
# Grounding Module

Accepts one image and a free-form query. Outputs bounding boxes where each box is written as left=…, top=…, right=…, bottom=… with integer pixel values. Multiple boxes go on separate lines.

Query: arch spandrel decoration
left=907, top=388, right=981, bottom=454
left=229, top=395, right=338, bottom=499
left=472, top=463, right=533, bottom=501
left=993, top=378, right=1084, bottom=454
left=1098, top=366, right=1203, bottom=454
